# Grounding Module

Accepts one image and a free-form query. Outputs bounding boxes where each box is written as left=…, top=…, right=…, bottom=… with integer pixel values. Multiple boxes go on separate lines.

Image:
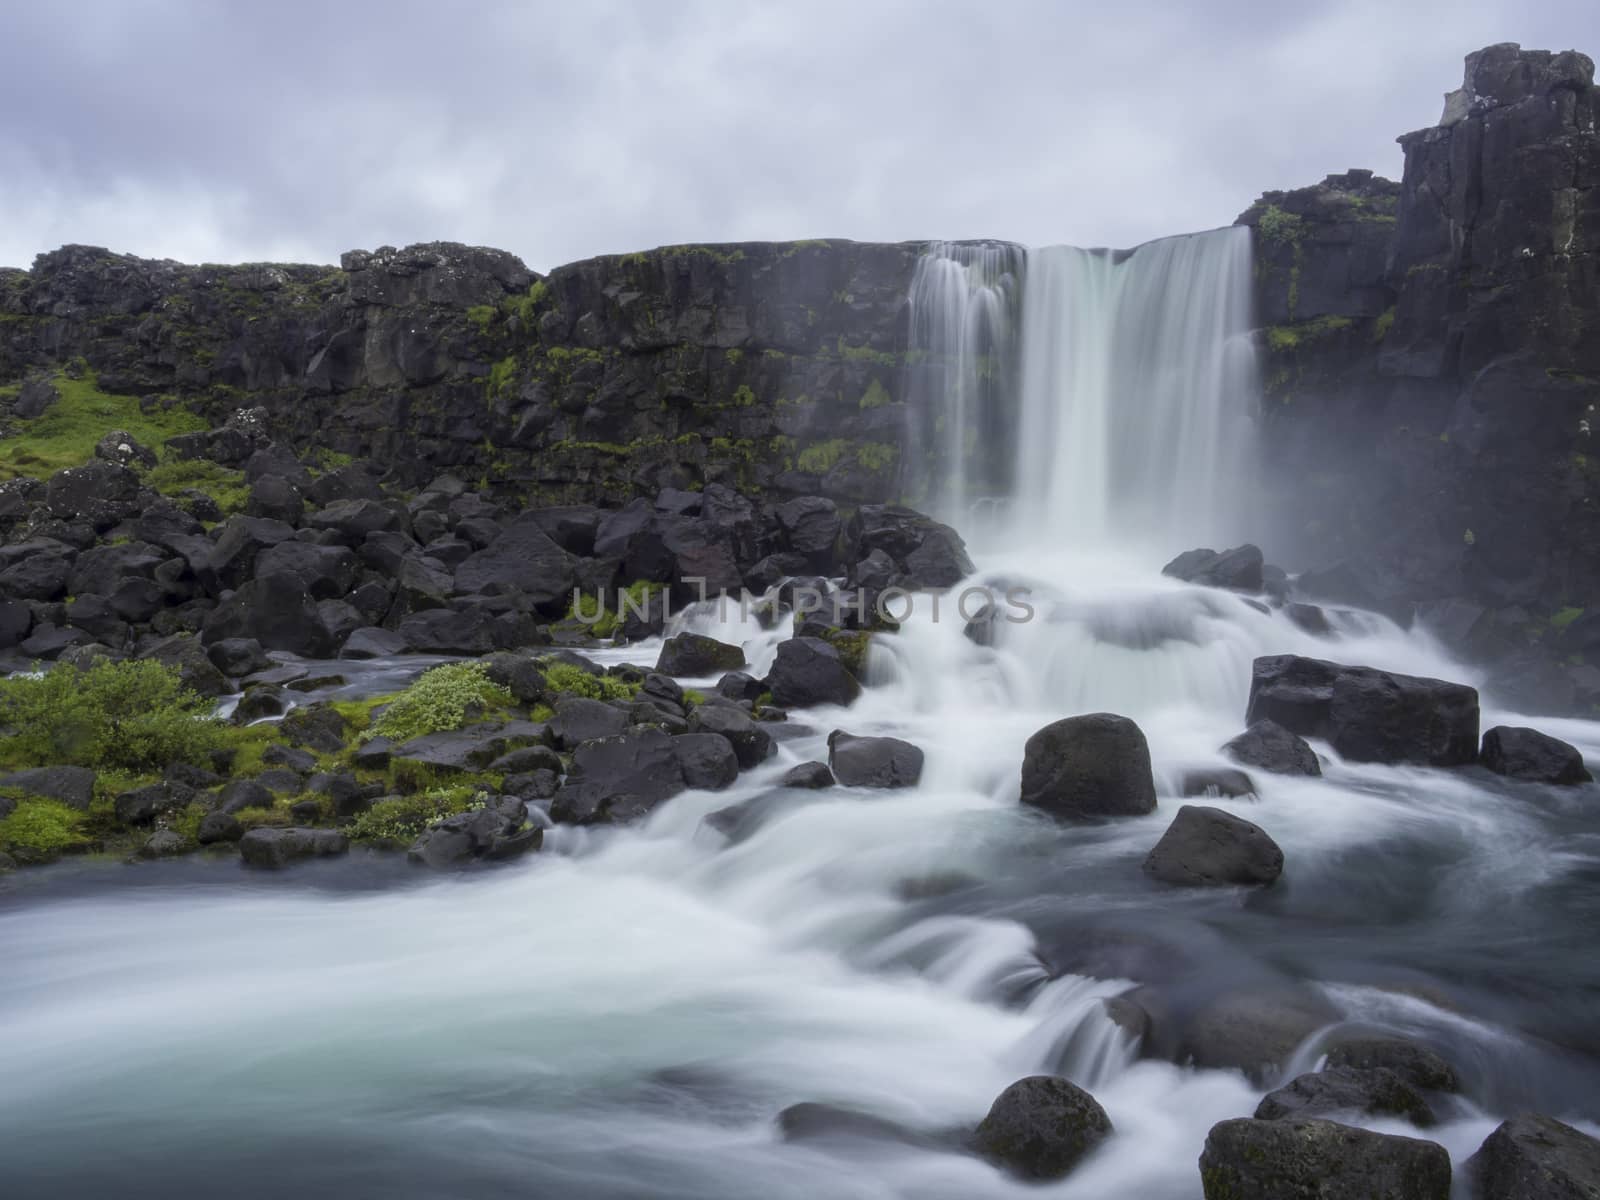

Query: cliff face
left=1237, top=43, right=1600, bottom=709
left=3, top=42, right=1598, bottom=708
left=0, top=239, right=922, bottom=506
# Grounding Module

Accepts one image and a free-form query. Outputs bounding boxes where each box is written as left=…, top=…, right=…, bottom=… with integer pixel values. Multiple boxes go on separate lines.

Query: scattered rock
left=408, top=807, right=538, bottom=868
left=1224, top=718, right=1322, bottom=776
left=1466, top=1114, right=1600, bottom=1200
left=672, top=733, right=740, bottom=790
left=238, top=827, right=349, bottom=868
left=1199, top=1117, right=1451, bottom=1200
left=1179, top=766, right=1258, bottom=798
left=1142, top=805, right=1284, bottom=887
left=764, top=636, right=861, bottom=708
left=196, top=811, right=244, bottom=844
left=827, top=731, right=923, bottom=788
left=687, top=704, right=773, bottom=768
left=1323, top=1037, right=1460, bottom=1093
left=1481, top=726, right=1592, bottom=785
left=1019, top=713, right=1156, bottom=820
left=136, top=830, right=187, bottom=859
left=781, top=761, right=835, bottom=789
left=972, top=1075, right=1114, bottom=1181
left=1254, top=1067, right=1435, bottom=1126
left=655, top=632, right=746, bottom=676
left=549, top=729, right=686, bottom=825
left=1162, top=544, right=1265, bottom=591
left=0, top=766, right=98, bottom=811
left=1246, top=655, right=1479, bottom=767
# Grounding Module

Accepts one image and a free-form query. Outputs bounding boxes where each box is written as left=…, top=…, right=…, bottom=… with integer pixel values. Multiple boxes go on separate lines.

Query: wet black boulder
left=1466, top=1114, right=1600, bottom=1200
left=1199, top=1117, right=1451, bottom=1200
left=972, top=1075, right=1113, bottom=1181
left=1223, top=718, right=1322, bottom=776
left=1481, top=726, right=1592, bottom=785
left=1019, top=713, right=1156, bottom=820
left=1142, top=804, right=1284, bottom=887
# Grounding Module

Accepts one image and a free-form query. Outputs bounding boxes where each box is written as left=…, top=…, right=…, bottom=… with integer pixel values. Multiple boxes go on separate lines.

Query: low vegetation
left=364, top=662, right=514, bottom=745
left=0, top=371, right=206, bottom=480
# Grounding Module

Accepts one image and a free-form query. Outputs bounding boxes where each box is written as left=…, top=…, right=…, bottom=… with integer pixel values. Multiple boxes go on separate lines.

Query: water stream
left=1, top=231, right=1597, bottom=1198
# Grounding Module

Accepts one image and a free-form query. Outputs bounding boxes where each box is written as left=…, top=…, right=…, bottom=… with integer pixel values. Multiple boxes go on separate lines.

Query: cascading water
left=2, top=231, right=1599, bottom=1199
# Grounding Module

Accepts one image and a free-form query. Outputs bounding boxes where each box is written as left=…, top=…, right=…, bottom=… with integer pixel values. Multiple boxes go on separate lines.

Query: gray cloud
left=1, top=0, right=1595, bottom=271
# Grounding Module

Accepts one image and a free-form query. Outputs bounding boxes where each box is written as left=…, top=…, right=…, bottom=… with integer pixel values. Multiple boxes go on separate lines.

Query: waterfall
left=908, top=226, right=1258, bottom=551
left=904, top=241, right=1023, bottom=522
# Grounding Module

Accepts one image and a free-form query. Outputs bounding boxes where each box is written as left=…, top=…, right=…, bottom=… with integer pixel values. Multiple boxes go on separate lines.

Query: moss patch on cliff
left=0, top=372, right=207, bottom=480
left=141, top=459, right=250, bottom=515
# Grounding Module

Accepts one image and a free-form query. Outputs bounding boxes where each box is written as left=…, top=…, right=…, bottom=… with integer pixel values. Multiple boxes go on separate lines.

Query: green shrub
left=0, top=661, right=228, bottom=772
left=346, top=786, right=487, bottom=842
left=366, top=662, right=513, bottom=745
left=0, top=798, right=89, bottom=859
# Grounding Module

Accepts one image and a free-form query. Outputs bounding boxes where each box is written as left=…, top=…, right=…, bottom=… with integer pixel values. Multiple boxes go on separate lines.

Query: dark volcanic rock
left=655, top=632, right=745, bottom=677
left=1223, top=718, right=1322, bottom=776
left=238, top=827, right=349, bottom=868
left=672, top=732, right=740, bottom=790
left=972, top=1075, right=1113, bottom=1181
left=781, top=761, right=835, bottom=789
left=1466, top=1114, right=1600, bottom=1200
left=1253, top=1067, right=1435, bottom=1126
left=0, top=765, right=97, bottom=811
left=1199, top=1117, right=1451, bottom=1200
left=1323, top=1037, right=1460, bottom=1093
left=1481, top=725, right=1592, bottom=785
left=1142, top=805, right=1284, bottom=887
left=1019, top=713, right=1156, bottom=820
left=549, top=729, right=686, bottom=825
left=687, top=704, right=772, bottom=768
left=826, top=731, right=923, bottom=788
left=453, top=514, right=576, bottom=613
left=1162, top=544, right=1265, bottom=591
left=764, top=637, right=860, bottom=708
left=1179, top=766, right=1258, bottom=798
left=1246, top=655, right=1479, bottom=766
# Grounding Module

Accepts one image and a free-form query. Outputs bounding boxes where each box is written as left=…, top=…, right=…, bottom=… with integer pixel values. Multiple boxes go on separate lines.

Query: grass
left=141, top=458, right=250, bottom=515
left=541, top=661, right=638, bottom=701
left=0, top=371, right=207, bottom=481
left=567, top=580, right=662, bottom=640
left=346, top=786, right=489, bottom=843
left=365, top=662, right=514, bottom=745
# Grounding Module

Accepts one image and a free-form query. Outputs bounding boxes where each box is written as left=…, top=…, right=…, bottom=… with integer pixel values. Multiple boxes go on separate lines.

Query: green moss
left=466, top=305, right=496, bottom=333
left=1265, top=315, right=1354, bottom=352
left=0, top=661, right=228, bottom=772
left=142, top=459, right=250, bottom=515
left=724, top=348, right=743, bottom=365
left=836, top=339, right=897, bottom=367
left=1374, top=306, right=1396, bottom=342
left=859, top=379, right=892, bottom=409
left=797, top=439, right=848, bottom=474
left=366, top=662, right=513, bottom=745
left=0, top=372, right=207, bottom=480
left=487, top=356, right=518, bottom=397
left=731, top=384, right=757, bottom=408
left=0, top=799, right=89, bottom=859
left=1256, top=204, right=1304, bottom=246
left=541, top=661, right=639, bottom=702
left=857, top=442, right=898, bottom=472
left=1551, top=607, right=1585, bottom=631
left=568, top=580, right=661, bottom=640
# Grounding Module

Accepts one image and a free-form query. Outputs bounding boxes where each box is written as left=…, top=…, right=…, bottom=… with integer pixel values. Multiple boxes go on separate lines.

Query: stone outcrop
left=1237, top=44, right=1600, bottom=712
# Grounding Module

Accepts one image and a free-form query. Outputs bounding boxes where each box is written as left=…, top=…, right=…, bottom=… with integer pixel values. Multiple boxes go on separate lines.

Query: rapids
left=2, top=231, right=1597, bottom=1198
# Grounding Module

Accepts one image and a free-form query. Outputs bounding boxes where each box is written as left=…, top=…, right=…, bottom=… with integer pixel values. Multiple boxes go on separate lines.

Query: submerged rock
left=1199, top=1117, right=1451, bottom=1199
left=972, top=1075, right=1113, bottom=1181
left=1142, top=805, right=1284, bottom=887
left=1223, top=718, right=1322, bottom=776
left=781, top=761, right=835, bottom=789
left=1019, top=713, right=1156, bottom=820
left=1480, top=726, right=1592, bottom=785
left=1254, top=1066, right=1436, bottom=1126
left=1323, top=1036, right=1460, bottom=1093
left=1162, top=543, right=1265, bottom=591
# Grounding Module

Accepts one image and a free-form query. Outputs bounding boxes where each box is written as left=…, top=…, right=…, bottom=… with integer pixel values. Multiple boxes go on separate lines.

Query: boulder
left=972, top=1075, right=1113, bottom=1181
left=196, top=811, right=244, bottom=844
left=827, top=731, right=924, bottom=788
left=139, top=633, right=230, bottom=697
left=45, top=460, right=143, bottom=529
left=1323, top=1037, right=1460, bottom=1093
left=1162, top=543, right=1265, bottom=591
left=277, top=704, right=348, bottom=754
left=217, top=779, right=276, bottom=814
left=303, top=498, right=402, bottom=543
left=764, top=637, right=861, bottom=708
left=1254, top=1067, right=1435, bottom=1126
left=1246, top=655, right=1479, bottom=767
left=339, top=625, right=409, bottom=660
left=549, top=729, right=687, bottom=825
left=775, top=1102, right=927, bottom=1148
left=453, top=513, right=577, bottom=613
left=672, top=733, right=740, bottom=790
left=1224, top=718, right=1322, bottom=776
left=1199, top=1118, right=1451, bottom=1200
left=391, top=722, right=548, bottom=772
left=1142, top=805, right=1284, bottom=887
left=136, top=830, right=188, bottom=859
left=201, top=572, right=334, bottom=657
left=206, top=637, right=273, bottom=678
left=1019, top=713, right=1156, bottom=820
left=254, top=541, right=358, bottom=600
left=687, top=704, right=773, bottom=768
left=655, top=632, right=746, bottom=676
left=776, top=496, right=842, bottom=562
left=0, top=766, right=97, bottom=811
left=1177, top=988, right=1342, bottom=1081
left=548, top=698, right=630, bottom=749
left=408, top=807, right=539, bottom=868
left=238, top=827, right=349, bottom=868
left=1466, top=1114, right=1600, bottom=1200
left=1481, top=726, right=1592, bottom=785
left=781, top=761, right=835, bottom=789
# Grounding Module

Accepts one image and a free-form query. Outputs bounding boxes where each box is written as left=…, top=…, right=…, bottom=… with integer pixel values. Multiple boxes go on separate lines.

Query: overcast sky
left=1, top=1, right=1594, bottom=273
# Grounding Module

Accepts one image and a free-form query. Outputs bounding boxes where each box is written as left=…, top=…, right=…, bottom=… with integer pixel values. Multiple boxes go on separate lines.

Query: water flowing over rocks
left=1019, top=713, right=1157, bottom=820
